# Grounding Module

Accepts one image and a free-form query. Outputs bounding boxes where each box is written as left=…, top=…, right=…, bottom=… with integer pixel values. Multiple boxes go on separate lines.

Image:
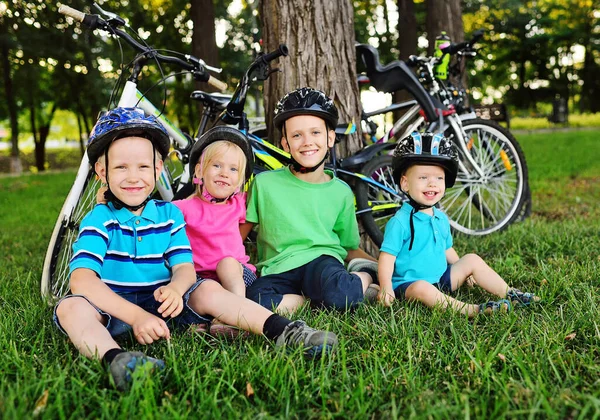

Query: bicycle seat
left=190, top=91, right=232, bottom=111
left=355, top=43, right=438, bottom=122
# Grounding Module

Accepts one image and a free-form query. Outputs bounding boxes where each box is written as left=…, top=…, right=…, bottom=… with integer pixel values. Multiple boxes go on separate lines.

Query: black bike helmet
left=392, top=131, right=458, bottom=188
left=189, top=126, right=254, bottom=181
left=273, top=87, right=339, bottom=131
left=87, top=107, right=170, bottom=165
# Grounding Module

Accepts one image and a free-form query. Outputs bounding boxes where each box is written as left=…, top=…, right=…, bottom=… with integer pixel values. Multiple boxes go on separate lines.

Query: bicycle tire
left=442, top=118, right=528, bottom=235
left=355, top=154, right=405, bottom=247
left=41, top=166, right=101, bottom=303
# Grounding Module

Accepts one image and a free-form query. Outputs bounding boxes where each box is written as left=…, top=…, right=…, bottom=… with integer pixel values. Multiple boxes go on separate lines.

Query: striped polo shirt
left=69, top=200, right=193, bottom=293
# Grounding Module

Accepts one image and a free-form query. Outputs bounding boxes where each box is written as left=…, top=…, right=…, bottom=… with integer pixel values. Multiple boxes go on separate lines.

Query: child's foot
left=507, top=288, right=540, bottom=307
left=109, top=351, right=165, bottom=391
left=347, top=258, right=379, bottom=284
left=363, top=283, right=380, bottom=303
left=275, top=320, right=338, bottom=358
left=479, top=299, right=511, bottom=315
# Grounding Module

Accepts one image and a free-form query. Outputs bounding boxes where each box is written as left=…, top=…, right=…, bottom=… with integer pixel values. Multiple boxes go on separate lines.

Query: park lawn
left=0, top=130, right=599, bottom=418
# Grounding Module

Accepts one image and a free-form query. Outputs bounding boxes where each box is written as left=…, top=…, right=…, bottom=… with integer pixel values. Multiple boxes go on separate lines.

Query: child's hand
left=154, top=285, right=184, bottom=318
left=378, top=289, right=395, bottom=307
left=96, top=185, right=108, bottom=205
left=132, top=312, right=171, bottom=345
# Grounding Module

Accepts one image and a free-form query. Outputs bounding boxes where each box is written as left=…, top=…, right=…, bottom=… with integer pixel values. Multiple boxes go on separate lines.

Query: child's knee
left=55, top=296, right=95, bottom=322
left=405, top=280, right=433, bottom=299
left=462, top=253, right=484, bottom=267
left=189, top=280, right=222, bottom=308
left=216, top=256, right=239, bottom=271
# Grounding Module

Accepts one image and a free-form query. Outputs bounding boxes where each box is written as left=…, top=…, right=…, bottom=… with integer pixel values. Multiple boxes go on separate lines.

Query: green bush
left=0, top=147, right=83, bottom=173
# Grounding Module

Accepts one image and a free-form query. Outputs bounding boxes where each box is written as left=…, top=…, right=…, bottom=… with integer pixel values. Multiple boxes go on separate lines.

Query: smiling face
left=281, top=114, right=335, bottom=171
left=401, top=164, right=446, bottom=208
left=195, top=141, right=246, bottom=202
left=95, top=136, right=162, bottom=215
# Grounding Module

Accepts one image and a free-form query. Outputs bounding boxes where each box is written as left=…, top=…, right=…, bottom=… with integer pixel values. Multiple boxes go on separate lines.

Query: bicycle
left=354, top=39, right=530, bottom=244
left=41, top=4, right=242, bottom=302
left=42, top=4, right=402, bottom=303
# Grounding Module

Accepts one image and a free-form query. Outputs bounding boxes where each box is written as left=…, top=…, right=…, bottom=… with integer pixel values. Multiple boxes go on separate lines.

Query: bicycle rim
left=442, top=119, right=528, bottom=235
left=355, top=155, right=405, bottom=246
left=41, top=171, right=101, bottom=303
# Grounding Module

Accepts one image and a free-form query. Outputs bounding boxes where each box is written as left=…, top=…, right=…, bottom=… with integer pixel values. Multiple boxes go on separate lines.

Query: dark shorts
left=53, top=279, right=212, bottom=339
left=246, top=255, right=364, bottom=311
left=393, top=265, right=453, bottom=299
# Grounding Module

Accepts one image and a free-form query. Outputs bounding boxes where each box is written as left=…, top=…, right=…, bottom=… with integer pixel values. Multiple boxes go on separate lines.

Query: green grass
left=511, top=113, right=600, bottom=130
left=1, top=130, right=600, bottom=418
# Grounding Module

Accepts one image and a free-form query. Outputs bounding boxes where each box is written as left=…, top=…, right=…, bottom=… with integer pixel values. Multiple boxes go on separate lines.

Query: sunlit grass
left=0, top=131, right=599, bottom=417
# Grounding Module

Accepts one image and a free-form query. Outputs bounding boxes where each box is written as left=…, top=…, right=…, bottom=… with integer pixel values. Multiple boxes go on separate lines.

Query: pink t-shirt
left=174, top=193, right=255, bottom=279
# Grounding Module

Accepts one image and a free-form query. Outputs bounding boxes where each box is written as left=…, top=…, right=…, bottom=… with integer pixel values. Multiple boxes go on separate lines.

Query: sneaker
left=347, top=258, right=379, bottom=284
left=479, top=299, right=511, bottom=315
left=109, top=351, right=165, bottom=391
left=507, top=288, right=541, bottom=307
left=275, top=320, right=338, bottom=358
left=363, top=283, right=380, bottom=303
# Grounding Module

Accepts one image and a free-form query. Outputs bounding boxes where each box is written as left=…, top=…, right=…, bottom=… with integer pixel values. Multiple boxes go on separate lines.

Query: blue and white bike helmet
left=392, top=131, right=458, bottom=188
left=87, top=107, right=170, bottom=165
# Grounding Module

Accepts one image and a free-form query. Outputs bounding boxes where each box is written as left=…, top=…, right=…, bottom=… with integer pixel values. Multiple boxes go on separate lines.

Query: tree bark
left=1, top=43, right=22, bottom=174
left=191, top=0, right=220, bottom=92
left=259, top=0, right=362, bottom=156
left=395, top=0, right=418, bottom=110
left=425, top=0, right=464, bottom=54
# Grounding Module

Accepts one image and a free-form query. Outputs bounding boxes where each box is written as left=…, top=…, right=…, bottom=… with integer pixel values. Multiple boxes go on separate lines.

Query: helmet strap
left=196, top=180, right=231, bottom=204
left=290, top=150, right=329, bottom=174
left=405, top=194, right=434, bottom=251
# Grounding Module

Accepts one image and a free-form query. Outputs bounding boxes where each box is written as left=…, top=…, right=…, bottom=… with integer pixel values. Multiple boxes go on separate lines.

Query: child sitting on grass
left=174, top=126, right=256, bottom=297
left=377, top=131, right=540, bottom=315
left=54, top=107, right=338, bottom=391
left=244, top=87, right=379, bottom=314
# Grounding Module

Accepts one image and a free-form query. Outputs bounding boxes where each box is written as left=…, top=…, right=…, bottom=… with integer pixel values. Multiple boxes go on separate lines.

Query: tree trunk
left=425, top=0, right=464, bottom=54
left=191, top=0, right=219, bottom=92
left=394, top=0, right=418, bottom=111
left=33, top=103, right=57, bottom=172
left=1, top=43, right=22, bottom=174
left=259, top=0, right=362, bottom=156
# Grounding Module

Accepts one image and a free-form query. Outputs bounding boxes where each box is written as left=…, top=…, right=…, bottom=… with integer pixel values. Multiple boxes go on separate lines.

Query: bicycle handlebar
left=58, top=4, right=227, bottom=91
left=440, top=29, right=484, bottom=55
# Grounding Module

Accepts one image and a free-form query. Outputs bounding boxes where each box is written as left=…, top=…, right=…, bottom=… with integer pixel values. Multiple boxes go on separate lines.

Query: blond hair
left=196, top=140, right=247, bottom=190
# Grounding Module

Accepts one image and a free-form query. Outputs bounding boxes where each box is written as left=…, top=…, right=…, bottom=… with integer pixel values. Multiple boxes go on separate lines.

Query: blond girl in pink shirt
left=174, top=126, right=256, bottom=298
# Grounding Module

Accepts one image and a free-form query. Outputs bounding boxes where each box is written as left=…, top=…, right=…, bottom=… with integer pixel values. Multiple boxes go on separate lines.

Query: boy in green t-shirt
left=244, top=87, right=379, bottom=314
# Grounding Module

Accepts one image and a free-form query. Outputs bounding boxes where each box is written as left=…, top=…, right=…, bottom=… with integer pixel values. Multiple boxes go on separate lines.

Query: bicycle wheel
left=355, top=154, right=405, bottom=247
left=442, top=118, right=529, bottom=235
left=41, top=164, right=101, bottom=303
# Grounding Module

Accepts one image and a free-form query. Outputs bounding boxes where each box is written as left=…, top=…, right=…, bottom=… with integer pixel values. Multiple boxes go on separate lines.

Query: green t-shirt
left=246, top=166, right=360, bottom=276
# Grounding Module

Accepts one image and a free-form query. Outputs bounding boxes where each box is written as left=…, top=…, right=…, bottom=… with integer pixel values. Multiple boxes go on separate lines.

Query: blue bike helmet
left=273, top=87, right=339, bottom=131
left=87, top=107, right=170, bottom=165
left=392, top=131, right=458, bottom=188
left=189, top=126, right=254, bottom=181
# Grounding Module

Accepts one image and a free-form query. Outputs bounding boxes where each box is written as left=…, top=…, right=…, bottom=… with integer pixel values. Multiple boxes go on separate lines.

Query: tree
left=0, top=12, right=21, bottom=173
left=425, top=0, right=464, bottom=53
left=259, top=0, right=362, bottom=156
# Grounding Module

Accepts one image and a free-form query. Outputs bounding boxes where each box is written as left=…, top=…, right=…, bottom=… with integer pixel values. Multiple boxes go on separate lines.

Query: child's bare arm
left=446, top=247, right=460, bottom=264
left=239, top=222, right=255, bottom=241
left=70, top=268, right=171, bottom=343
left=345, top=248, right=377, bottom=262
left=377, top=252, right=396, bottom=306
left=154, top=262, right=196, bottom=319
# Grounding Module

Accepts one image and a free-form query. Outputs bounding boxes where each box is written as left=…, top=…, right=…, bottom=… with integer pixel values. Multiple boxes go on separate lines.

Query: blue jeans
left=53, top=279, right=211, bottom=339
left=247, top=255, right=364, bottom=311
